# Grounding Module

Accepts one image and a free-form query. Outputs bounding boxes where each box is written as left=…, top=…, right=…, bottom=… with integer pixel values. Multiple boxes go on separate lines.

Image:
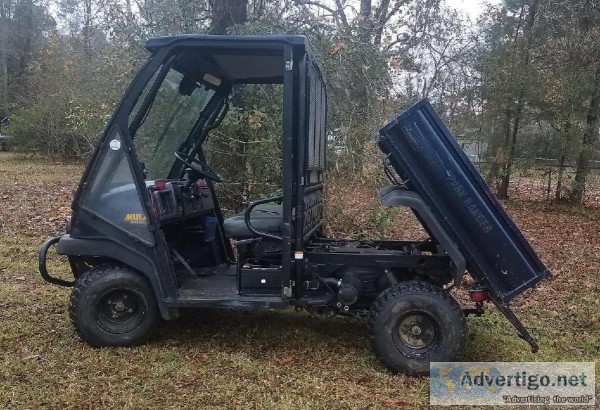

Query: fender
left=53, top=235, right=177, bottom=320
left=378, top=185, right=466, bottom=286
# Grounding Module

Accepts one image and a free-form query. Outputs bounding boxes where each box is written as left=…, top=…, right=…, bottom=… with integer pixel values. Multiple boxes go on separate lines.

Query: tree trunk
left=555, top=154, right=565, bottom=201
left=495, top=109, right=512, bottom=198
left=555, top=120, right=570, bottom=201
left=570, top=67, right=600, bottom=204
left=17, top=0, right=33, bottom=78
left=358, top=0, right=372, bottom=44
left=498, top=90, right=525, bottom=199
left=125, top=0, right=132, bottom=23
left=209, top=0, right=247, bottom=35
left=0, top=4, right=8, bottom=112
left=82, top=0, right=93, bottom=59
left=373, top=0, right=391, bottom=46
left=0, top=25, right=8, bottom=112
left=0, top=46, right=6, bottom=112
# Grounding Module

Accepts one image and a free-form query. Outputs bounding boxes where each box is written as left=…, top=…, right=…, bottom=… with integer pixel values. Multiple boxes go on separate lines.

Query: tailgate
left=379, top=99, right=550, bottom=304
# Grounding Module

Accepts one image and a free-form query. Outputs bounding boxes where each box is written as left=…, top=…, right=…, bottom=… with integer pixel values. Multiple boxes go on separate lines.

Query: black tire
left=69, top=264, right=159, bottom=347
left=367, top=281, right=466, bottom=375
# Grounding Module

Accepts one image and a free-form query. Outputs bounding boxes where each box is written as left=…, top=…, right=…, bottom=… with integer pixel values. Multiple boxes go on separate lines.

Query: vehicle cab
left=46, top=35, right=330, bottom=312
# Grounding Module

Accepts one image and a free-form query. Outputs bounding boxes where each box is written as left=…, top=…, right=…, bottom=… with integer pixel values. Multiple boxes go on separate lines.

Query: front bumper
left=38, top=236, right=75, bottom=287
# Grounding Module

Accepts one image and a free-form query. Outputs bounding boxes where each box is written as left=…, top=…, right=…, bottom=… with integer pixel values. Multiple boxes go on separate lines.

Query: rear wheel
left=69, top=264, right=159, bottom=347
left=367, top=281, right=466, bottom=375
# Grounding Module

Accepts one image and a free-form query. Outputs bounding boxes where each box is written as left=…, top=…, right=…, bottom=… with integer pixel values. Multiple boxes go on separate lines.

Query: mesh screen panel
left=307, top=63, right=326, bottom=171
left=319, top=81, right=326, bottom=168
left=307, top=65, right=317, bottom=169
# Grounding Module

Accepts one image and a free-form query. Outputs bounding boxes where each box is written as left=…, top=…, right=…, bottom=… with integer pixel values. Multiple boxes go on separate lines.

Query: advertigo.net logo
left=430, top=362, right=596, bottom=406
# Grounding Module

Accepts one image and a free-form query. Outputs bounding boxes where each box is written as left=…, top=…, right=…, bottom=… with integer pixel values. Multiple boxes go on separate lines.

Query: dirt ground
left=0, top=152, right=598, bottom=409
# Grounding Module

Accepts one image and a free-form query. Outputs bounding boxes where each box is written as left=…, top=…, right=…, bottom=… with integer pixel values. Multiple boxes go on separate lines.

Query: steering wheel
left=174, top=151, right=224, bottom=183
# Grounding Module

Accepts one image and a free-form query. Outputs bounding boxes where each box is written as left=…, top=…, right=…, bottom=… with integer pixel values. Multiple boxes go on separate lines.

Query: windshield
left=129, top=66, right=216, bottom=179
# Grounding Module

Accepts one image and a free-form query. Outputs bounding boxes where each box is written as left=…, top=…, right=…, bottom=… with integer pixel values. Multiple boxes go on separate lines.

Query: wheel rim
left=393, top=311, right=441, bottom=358
left=96, top=289, right=146, bottom=334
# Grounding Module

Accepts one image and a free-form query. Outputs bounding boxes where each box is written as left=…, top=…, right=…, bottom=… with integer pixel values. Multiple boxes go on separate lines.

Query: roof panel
left=145, top=34, right=307, bottom=52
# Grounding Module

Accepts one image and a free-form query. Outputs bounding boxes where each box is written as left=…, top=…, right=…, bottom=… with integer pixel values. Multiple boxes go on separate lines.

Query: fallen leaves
left=274, top=355, right=295, bottom=366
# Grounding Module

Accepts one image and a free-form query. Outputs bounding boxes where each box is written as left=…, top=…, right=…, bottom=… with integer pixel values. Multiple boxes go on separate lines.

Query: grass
left=0, top=151, right=598, bottom=409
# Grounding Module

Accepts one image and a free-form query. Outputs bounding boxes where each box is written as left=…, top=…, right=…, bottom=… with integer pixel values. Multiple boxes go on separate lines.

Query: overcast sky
left=445, top=0, right=501, bottom=21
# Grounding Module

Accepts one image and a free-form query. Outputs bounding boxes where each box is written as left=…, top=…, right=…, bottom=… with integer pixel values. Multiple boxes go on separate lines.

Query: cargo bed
left=379, top=99, right=550, bottom=350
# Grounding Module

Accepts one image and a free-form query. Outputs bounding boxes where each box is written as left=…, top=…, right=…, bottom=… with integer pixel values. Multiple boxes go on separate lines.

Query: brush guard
left=39, top=236, right=75, bottom=287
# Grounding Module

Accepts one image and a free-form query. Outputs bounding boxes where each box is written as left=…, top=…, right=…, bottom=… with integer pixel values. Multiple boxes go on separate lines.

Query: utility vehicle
left=39, top=35, right=549, bottom=375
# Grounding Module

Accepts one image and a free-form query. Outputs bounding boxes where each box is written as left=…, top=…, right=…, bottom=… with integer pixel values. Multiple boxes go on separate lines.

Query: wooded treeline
left=0, top=0, right=598, bottom=204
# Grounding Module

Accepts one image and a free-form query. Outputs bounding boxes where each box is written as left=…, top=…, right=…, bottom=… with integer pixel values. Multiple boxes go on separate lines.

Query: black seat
left=223, top=204, right=283, bottom=239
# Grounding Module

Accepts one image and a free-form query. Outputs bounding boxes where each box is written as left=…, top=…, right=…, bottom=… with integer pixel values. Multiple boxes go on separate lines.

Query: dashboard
left=148, top=179, right=214, bottom=223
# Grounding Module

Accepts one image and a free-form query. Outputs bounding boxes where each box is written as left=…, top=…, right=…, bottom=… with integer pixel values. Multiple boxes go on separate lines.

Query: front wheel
left=367, top=281, right=466, bottom=375
left=69, top=264, right=159, bottom=347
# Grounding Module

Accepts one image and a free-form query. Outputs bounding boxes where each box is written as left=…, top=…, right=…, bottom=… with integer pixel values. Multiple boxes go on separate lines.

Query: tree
left=0, top=0, right=54, bottom=115
left=477, top=0, right=541, bottom=199
left=566, top=0, right=600, bottom=204
left=571, top=67, right=600, bottom=203
left=531, top=0, right=598, bottom=202
left=209, top=0, right=247, bottom=34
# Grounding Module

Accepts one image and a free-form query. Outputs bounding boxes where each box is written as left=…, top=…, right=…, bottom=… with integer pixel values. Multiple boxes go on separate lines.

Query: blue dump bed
left=379, top=100, right=550, bottom=304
